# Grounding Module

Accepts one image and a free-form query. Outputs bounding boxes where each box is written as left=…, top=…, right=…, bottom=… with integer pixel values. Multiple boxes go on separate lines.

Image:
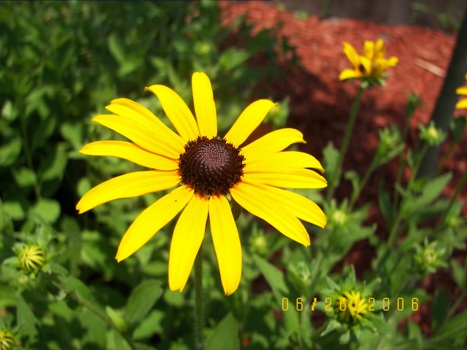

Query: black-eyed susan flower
left=339, top=39, right=398, bottom=82
left=77, top=72, right=327, bottom=295
left=456, top=74, right=467, bottom=109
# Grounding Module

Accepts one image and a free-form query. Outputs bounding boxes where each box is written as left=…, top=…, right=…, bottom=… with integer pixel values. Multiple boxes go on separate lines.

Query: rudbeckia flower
left=77, top=72, right=327, bottom=295
left=456, top=73, right=467, bottom=109
left=339, top=39, right=398, bottom=81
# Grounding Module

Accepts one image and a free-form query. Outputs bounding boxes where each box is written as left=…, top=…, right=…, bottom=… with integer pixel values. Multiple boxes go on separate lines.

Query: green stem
left=194, top=244, right=204, bottom=350
left=392, top=112, right=411, bottom=214
left=326, top=85, right=365, bottom=202
left=388, top=144, right=429, bottom=246
left=51, top=274, right=137, bottom=350
left=349, top=156, right=378, bottom=210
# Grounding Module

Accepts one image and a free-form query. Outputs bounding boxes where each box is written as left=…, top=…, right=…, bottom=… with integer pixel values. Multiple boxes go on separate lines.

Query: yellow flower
left=0, top=330, right=15, bottom=350
left=338, top=291, right=368, bottom=323
left=18, top=245, right=45, bottom=273
left=77, top=72, right=327, bottom=295
left=456, top=73, right=467, bottom=109
left=339, top=39, right=398, bottom=81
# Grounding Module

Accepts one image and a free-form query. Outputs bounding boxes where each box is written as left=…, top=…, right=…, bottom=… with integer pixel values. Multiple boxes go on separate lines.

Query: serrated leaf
left=404, top=173, right=452, bottom=216
left=205, top=313, right=239, bottom=350
left=125, top=280, right=162, bottom=324
left=16, top=294, right=39, bottom=339
left=253, top=255, right=288, bottom=298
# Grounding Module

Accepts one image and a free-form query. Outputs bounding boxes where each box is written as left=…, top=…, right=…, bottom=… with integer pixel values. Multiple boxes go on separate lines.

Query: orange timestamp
left=281, top=297, right=420, bottom=312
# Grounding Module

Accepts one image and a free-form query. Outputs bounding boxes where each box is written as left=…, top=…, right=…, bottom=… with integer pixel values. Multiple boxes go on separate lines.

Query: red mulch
left=219, top=0, right=467, bottom=338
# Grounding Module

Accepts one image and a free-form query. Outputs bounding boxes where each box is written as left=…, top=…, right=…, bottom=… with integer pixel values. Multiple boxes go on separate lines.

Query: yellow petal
left=76, top=170, right=180, bottom=213
left=359, top=56, right=372, bottom=75
left=224, top=99, right=276, bottom=147
left=256, top=184, right=327, bottom=228
left=230, top=182, right=310, bottom=246
left=387, top=56, right=398, bottom=67
left=245, top=151, right=324, bottom=173
left=169, top=195, right=208, bottom=292
left=209, top=195, right=242, bottom=295
left=192, top=72, right=217, bottom=138
left=456, top=86, right=467, bottom=95
left=116, top=185, right=194, bottom=262
left=93, top=114, right=181, bottom=159
left=363, top=40, right=374, bottom=60
left=456, top=99, right=467, bottom=109
left=243, top=169, right=327, bottom=189
left=106, top=98, right=185, bottom=154
left=145, top=85, right=199, bottom=142
left=374, top=39, right=385, bottom=57
left=80, top=141, right=178, bottom=170
left=241, top=128, right=305, bottom=162
left=343, top=42, right=360, bottom=68
left=339, top=69, right=361, bottom=81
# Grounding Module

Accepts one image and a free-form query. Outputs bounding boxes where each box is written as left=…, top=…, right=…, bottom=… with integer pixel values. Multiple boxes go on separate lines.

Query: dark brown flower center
left=178, top=136, right=245, bottom=197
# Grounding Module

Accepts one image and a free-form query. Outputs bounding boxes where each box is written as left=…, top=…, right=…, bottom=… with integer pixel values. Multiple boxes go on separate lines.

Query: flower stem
left=194, top=244, right=204, bottom=350
left=326, top=85, right=365, bottom=202
left=50, top=274, right=137, bottom=350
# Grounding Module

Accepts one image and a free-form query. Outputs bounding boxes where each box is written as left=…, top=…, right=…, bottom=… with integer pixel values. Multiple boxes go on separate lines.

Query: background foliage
left=1, top=1, right=466, bottom=350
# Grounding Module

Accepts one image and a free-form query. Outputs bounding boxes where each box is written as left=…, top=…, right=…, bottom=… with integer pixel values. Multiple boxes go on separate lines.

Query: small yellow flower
left=339, top=39, right=398, bottom=81
left=456, top=73, right=467, bottom=109
left=18, top=245, right=45, bottom=273
left=0, top=330, right=15, bottom=350
left=77, top=72, right=327, bottom=295
left=338, top=291, right=368, bottom=323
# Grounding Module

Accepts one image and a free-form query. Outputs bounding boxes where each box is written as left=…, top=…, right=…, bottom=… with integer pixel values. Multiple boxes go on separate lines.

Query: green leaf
left=253, top=255, right=288, bottom=298
left=253, top=255, right=300, bottom=335
left=58, top=274, right=92, bottom=302
left=323, top=142, right=340, bottom=187
left=108, top=34, right=126, bottom=64
left=431, top=289, right=450, bottom=331
left=60, top=121, right=83, bottom=150
left=219, top=48, right=250, bottom=71
left=31, top=198, right=61, bottom=223
left=125, top=280, right=162, bottom=324
left=437, top=311, right=467, bottom=341
left=1, top=201, right=25, bottom=220
left=451, top=259, right=465, bottom=289
left=205, top=312, right=240, bottom=350
left=16, top=293, right=39, bottom=339
left=378, top=180, right=394, bottom=225
left=12, top=167, right=37, bottom=188
left=40, top=143, right=68, bottom=182
left=403, top=173, right=452, bottom=216
left=0, top=137, right=21, bottom=167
